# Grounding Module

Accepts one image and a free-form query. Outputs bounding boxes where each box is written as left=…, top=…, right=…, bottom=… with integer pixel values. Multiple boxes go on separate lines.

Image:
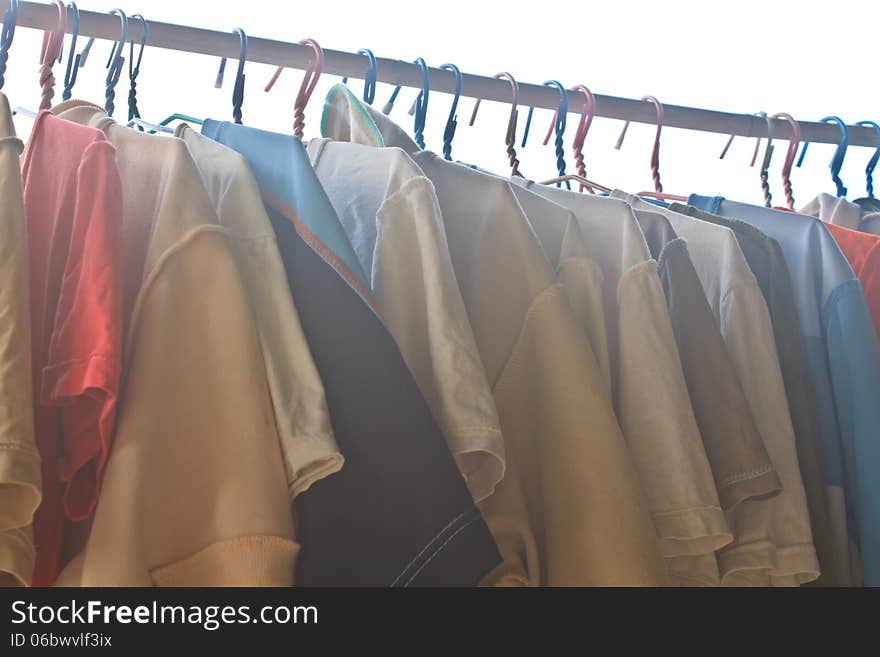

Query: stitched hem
left=284, top=440, right=345, bottom=499
left=151, top=535, right=300, bottom=587
left=719, top=539, right=820, bottom=586
left=717, top=466, right=783, bottom=511
left=447, top=427, right=506, bottom=504
left=652, top=505, right=733, bottom=557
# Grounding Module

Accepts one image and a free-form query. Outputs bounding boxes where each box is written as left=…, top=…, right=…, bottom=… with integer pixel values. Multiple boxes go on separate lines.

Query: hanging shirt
left=818, top=224, right=880, bottom=343
left=800, top=193, right=863, bottom=231
left=305, top=137, right=504, bottom=503
left=613, top=191, right=819, bottom=586
left=669, top=202, right=841, bottom=587
left=177, top=125, right=342, bottom=501
left=506, top=180, right=732, bottom=584
left=633, top=209, right=781, bottom=511
left=21, top=110, right=124, bottom=586
left=0, top=93, right=39, bottom=587
left=52, top=101, right=297, bottom=586
left=322, top=83, right=668, bottom=586
left=202, top=118, right=501, bottom=587
left=687, top=194, right=880, bottom=587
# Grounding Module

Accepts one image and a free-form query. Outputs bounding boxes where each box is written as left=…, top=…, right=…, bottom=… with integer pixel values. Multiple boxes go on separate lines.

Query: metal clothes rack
left=1, top=0, right=878, bottom=148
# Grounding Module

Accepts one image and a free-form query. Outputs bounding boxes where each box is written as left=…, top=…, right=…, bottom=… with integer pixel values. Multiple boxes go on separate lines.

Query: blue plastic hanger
left=797, top=116, right=849, bottom=197
left=0, top=0, right=18, bottom=90
left=438, top=63, right=461, bottom=161
left=382, top=58, right=429, bottom=138
left=342, top=48, right=377, bottom=105
left=127, top=13, right=148, bottom=125
left=215, top=28, right=247, bottom=124
left=60, top=2, right=81, bottom=100
left=854, top=121, right=880, bottom=200
left=102, top=9, right=128, bottom=117
left=543, top=80, right=569, bottom=189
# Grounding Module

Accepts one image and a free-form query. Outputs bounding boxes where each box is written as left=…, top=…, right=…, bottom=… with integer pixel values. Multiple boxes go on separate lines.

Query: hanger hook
left=0, top=0, right=19, bottom=91
left=719, top=111, right=770, bottom=167
left=615, top=95, right=665, bottom=193
left=102, top=9, right=128, bottom=117
left=61, top=3, right=80, bottom=100
left=564, top=85, right=595, bottom=192
left=768, top=112, right=800, bottom=210
left=127, top=14, right=148, bottom=124
left=541, top=80, right=569, bottom=189
left=468, top=72, right=521, bottom=177
left=438, top=63, right=461, bottom=161
left=381, top=58, right=428, bottom=118
left=341, top=48, right=377, bottom=105
left=756, top=112, right=775, bottom=207
left=855, top=120, right=880, bottom=199
left=37, top=1, right=65, bottom=110
left=406, top=57, right=429, bottom=149
left=264, top=38, right=323, bottom=138
left=214, top=29, right=247, bottom=124
left=797, top=116, right=849, bottom=197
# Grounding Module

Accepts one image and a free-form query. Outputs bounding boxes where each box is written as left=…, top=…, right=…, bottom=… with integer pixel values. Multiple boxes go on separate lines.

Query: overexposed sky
left=3, top=0, right=879, bottom=207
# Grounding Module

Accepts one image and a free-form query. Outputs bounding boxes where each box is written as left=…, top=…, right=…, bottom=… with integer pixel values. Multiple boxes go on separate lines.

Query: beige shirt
left=0, top=93, right=40, bottom=586
left=511, top=181, right=732, bottom=583
left=322, top=84, right=668, bottom=586
left=800, top=193, right=863, bottom=230
left=612, top=191, right=819, bottom=586
left=178, top=125, right=342, bottom=499
left=52, top=102, right=297, bottom=586
left=305, top=138, right=504, bottom=503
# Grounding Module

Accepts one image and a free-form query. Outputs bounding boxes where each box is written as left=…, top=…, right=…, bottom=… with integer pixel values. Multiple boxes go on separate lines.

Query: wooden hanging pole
left=1, top=0, right=878, bottom=148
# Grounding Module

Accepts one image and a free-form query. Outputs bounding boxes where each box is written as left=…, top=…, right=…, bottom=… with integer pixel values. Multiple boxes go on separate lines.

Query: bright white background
left=3, top=0, right=879, bottom=207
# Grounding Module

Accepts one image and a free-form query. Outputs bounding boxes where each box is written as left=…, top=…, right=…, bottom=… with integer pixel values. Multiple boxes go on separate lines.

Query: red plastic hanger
left=265, top=38, right=324, bottom=139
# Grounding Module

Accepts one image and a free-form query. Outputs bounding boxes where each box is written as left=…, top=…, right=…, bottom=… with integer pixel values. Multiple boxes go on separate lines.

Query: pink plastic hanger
left=614, top=95, right=687, bottom=202
left=37, top=0, right=65, bottom=110
left=540, top=84, right=597, bottom=192
left=768, top=112, right=801, bottom=210
left=469, top=72, right=523, bottom=177
left=265, top=38, right=324, bottom=139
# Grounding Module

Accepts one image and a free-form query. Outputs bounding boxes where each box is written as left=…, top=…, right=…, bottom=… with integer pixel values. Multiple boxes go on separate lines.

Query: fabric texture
left=321, top=84, right=669, bottom=586
left=670, top=202, right=839, bottom=586
left=203, top=117, right=502, bottom=587
left=306, top=138, right=504, bottom=503
left=0, top=93, right=40, bottom=587
left=614, top=191, right=819, bottom=586
left=688, top=194, right=880, bottom=587
left=822, top=224, right=880, bottom=343
left=633, top=209, right=782, bottom=512
left=508, top=181, right=732, bottom=583
left=800, top=193, right=863, bottom=231
left=51, top=101, right=298, bottom=586
left=177, top=125, right=342, bottom=500
left=21, top=110, right=124, bottom=586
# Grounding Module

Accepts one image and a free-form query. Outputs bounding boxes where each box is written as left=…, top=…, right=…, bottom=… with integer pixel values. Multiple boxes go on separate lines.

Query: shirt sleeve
left=39, top=140, right=123, bottom=523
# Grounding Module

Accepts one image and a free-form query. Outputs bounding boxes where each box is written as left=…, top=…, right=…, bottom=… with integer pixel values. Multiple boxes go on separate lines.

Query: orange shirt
left=825, top=222, right=880, bottom=341
left=21, top=111, right=123, bottom=585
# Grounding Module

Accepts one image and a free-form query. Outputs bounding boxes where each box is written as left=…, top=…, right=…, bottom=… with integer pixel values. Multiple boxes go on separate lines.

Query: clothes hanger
left=853, top=120, right=880, bottom=213
left=468, top=72, right=522, bottom=177
left=101, top=8, right=128, bottom=117
left=341, top=48, right=377, bottom=105
left=264, top=38, right=324, bottom=139
left=719, top=111, right=769, bottom=167
left=126, top=13, right=148, bottom=126
left=36, top=1, right=65, bottom=110
left=754, top=113, right=776, bottom=207
left=0, top=0, right=19, bottom=91
left=541, top=80, right=569, bottom=189
left=615, top=95, right=688, bottom=202
left=380, top=58, right=430, bottom=147
left=214, top=27, right=247, bottom=124
left=61, top=2, right=81, bottom=101
left=539, top=84, right=597, bottom=192
left=797, top=116, right=849, bottom=198
left=767, top=112, right=801, bottom=210
left=437, top=63, right=461, bottom=161
left=538, top=173, right=612, bottom=193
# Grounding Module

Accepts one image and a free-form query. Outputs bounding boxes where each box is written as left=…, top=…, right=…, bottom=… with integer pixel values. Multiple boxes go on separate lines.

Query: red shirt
left=825, top=222, right=880, bottom=341
left=21, top=111, right=123, bottom=585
